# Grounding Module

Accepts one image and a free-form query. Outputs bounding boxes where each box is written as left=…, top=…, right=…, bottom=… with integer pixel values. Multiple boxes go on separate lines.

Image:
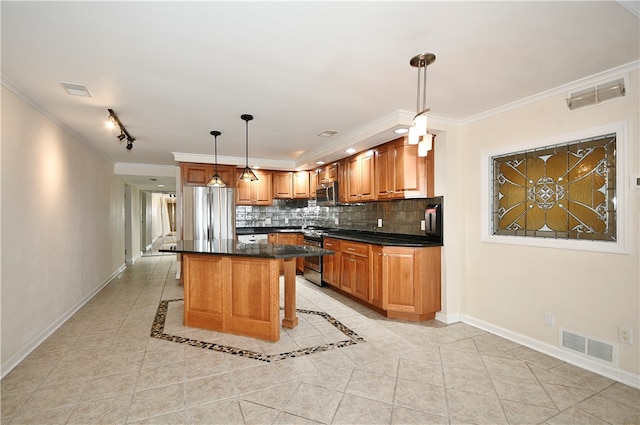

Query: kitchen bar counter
left=164, top=239, right=331, bottom=258
left=160, top=240, right=333, bottom=341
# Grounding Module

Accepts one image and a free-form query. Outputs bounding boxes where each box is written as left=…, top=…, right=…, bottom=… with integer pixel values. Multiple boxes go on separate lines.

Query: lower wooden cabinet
left=322, top=238, right=340, bottom=287
left=326, top=239, right=441, bottom=321
left=268, top=232, right=304, bottom=273
left=338, top=240, right=369, bottom=300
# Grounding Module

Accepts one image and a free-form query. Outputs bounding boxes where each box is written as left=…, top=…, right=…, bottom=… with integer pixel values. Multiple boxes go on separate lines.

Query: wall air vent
left=566, top=77, right=626, bottom=110
left=560, top=328, right=617, bottom=366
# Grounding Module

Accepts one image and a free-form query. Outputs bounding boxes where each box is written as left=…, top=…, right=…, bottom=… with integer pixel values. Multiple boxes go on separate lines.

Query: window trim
left=480, top=122, right=629, bottom=254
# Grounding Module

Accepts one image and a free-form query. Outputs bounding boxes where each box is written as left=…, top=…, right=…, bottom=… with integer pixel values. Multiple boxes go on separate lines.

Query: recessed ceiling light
left=318, top=130, right=339, bottom=138
left=58, top=81, right=92, bottom=97
left=316, top=160, right=325, bottom=165
left=346, top=148, right=356, bottom=154
left=157, top=184, right=165, bottom=187
left=394, top=128, right=409, bottom=134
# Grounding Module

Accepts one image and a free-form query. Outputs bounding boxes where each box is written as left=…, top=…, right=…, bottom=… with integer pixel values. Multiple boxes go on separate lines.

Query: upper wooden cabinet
left=273, top=171, right=310, bottom=199
left=273, top=172, right=293, bottom=199
left=346, top=152, right=375, bottom=202
left=316, top=162, right=339, bottom=184
left=180, top=163, right=236, bottom=188
left=236, top=169, right=273, bottom=205
left=375, top=137, right=428, bottom=199
left=292, top=171, right=310, bottom=199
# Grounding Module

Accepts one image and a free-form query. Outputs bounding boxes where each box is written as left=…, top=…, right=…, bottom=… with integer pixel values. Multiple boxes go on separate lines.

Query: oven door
left=302, top=238, right=322, bottom=286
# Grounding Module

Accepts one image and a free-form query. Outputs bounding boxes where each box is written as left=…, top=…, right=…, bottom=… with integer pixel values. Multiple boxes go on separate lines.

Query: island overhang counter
left=160, top=240, right=334, bottom=341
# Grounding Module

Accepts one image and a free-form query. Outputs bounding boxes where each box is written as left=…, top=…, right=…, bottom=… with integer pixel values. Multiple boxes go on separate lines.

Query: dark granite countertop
left=323, top=230, right=442, bottom=247
left=235, top=227, right=441, bottom=247
left=160, top=239, right=334, bottom=259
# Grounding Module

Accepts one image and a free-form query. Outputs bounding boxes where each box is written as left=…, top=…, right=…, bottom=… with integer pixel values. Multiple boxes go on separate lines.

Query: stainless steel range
left=302, top=228, right=330, bottom=286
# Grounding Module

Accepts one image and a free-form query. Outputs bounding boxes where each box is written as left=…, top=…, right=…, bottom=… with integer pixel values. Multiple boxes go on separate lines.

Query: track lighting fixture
left=107, top=109, right=135, bottom=151
left=238, top=114, right=258, bottom=182
left=207, top=130, right=226, bottom=187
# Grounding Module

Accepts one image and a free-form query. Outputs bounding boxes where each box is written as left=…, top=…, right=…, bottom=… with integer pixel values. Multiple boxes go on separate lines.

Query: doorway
left=141, top=191, right=177, bottom=256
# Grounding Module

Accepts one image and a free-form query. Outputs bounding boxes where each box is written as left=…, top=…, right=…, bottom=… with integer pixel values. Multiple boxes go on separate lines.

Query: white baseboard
left=461, top=314, right=640, bottom=390
left=435, top=311, right=461, bottom=324
left=0, top=263, right=127, bottom=379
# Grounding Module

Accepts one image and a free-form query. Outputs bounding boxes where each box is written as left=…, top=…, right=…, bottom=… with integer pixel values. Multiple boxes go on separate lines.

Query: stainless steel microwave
left=315, top=181, right=339, bottom=206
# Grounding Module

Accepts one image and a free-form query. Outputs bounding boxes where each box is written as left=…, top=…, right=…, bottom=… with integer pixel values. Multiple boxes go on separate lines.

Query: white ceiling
left=2, top=1, right=639, bottom=192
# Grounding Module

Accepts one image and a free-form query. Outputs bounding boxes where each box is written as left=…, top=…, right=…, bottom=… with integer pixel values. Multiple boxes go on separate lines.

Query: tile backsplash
left=236, top=198, right=436, bottom=236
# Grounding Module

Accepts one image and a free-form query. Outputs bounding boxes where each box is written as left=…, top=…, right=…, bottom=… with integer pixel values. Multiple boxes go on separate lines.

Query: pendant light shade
left=418, top=133, right=434, bottom=157
left=408, top=53, right=435, bottom=150
left=207, top=130, right=226, bottom=187
left=239, top=114, right=258, bottom=182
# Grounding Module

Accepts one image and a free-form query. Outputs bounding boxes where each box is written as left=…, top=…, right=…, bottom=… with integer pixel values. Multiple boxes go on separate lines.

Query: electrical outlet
left=619, top=326, right=633, bottom=344
left=377, top=218, right=383, bottom=227
left=421, top=220, right=426, bottom=230
left=544, top=312, right=555, bottom=327
left=265, top=217, right=271, bottom=225
left=285, top=218, right=289, bottom=224
left=334, top=217, right=339, bottom=225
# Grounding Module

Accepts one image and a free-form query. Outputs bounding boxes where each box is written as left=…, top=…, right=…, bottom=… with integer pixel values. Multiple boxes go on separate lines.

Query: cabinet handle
left=347, top=248, right=355, bottom=251
left=350, top=259, right=356, bottom=262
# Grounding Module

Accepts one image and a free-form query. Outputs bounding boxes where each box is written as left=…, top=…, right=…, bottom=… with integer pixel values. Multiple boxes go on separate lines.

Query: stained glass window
left=491, top=134, right=616, bottom=241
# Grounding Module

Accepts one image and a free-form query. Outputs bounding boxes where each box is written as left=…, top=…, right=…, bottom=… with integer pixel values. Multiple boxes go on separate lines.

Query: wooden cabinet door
left=181, top=163, right=213, bottom=186
left=393, top=143, right=425, bottom=197
left=309, top=170, right=318, bottom=198
left=339, top=254, right=355, bottom=295
left=383, top=247, right=421, bottom=314
left=236, top=176, right=254, bottom=204
left=375, top=146, right=393, bottom=199
left=339, top=241, right=369, bottom=300
left=338, top=159, right=349, bottom=204
left=326, top=163, right=339, bottom=182
left=370, top=245, right=384, bottom=307
left=358, top=154, right=375, bottom=201
left=352, top=254, right=369, bottom=301
left=293, top=171, right=310, bottom=199
left=346, top=156, right=360, bottom=202
left=253, top=170, right=273, bottom=205
left=322, top=238, right=340, bottom=287
left=273, top=172, right=293, bottom=199
left=346, top=154, right=375, bottom=202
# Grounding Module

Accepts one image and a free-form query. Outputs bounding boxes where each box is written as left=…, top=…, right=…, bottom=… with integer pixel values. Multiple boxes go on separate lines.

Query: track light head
left=117, top=132, right=126, bottom=141
left=126, top=139, right=133, bottom=151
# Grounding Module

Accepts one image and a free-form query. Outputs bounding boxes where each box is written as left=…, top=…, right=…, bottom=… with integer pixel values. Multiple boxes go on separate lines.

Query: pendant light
left=238, top=114, right=258, bottom=182
left=207, top=130, right=226, bottom=187
left=408, top=53, right=435, bottom=157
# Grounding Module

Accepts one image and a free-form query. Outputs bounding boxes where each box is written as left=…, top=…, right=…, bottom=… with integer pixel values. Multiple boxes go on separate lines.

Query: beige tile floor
left=2, top=255, right=639, bottom=425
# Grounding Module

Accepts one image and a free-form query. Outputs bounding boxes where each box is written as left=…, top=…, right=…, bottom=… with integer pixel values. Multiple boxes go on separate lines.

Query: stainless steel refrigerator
left=182, top=186, right=235, bottom=240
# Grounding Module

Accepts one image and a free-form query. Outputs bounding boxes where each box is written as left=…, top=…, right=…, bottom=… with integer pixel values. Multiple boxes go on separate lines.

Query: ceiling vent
left=318, top=130, right=339, bottom=138
left=58, top=81, right=92, bottom=97
left=566, top=77, right=625, bottom=110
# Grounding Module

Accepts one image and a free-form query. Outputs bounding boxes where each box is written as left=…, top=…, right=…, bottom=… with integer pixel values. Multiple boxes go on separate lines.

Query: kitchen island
left=160, top=240, right=334, bottom=341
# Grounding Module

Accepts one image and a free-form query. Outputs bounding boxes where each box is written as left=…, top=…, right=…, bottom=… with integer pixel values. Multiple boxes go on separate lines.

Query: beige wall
left=1, top=86, right=126, bottom=372
left=457, top=70, right=639, bottom=381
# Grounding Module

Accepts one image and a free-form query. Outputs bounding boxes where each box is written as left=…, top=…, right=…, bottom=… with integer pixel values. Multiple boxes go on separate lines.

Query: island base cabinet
left=182, top=254, right=281, bottom=341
